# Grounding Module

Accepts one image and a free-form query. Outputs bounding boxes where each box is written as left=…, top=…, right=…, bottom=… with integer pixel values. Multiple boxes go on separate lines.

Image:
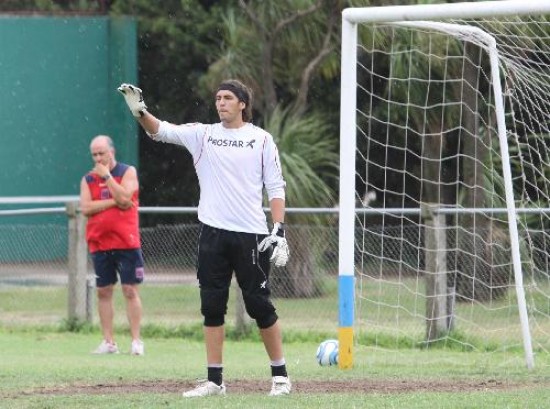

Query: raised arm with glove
left=117, top=83, right=147, bottom=118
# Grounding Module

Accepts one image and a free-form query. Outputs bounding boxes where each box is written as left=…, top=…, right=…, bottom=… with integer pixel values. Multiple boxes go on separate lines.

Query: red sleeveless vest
left=85, top=163, right=140, bottom=252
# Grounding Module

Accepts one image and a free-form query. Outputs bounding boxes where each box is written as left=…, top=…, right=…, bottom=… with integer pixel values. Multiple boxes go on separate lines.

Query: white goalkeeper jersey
left=151, top=121, right=286, bottom=234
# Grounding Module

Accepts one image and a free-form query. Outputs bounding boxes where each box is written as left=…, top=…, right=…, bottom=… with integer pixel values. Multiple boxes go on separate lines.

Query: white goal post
left=339, top=0, right=550, bottom=370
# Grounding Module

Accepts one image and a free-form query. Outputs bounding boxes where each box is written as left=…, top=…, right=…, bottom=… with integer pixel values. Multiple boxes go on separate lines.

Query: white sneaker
left=182, top=380, right=226, bottom=398
left=92, top=340, right=119, bottom=354
left=269, top=376, right=291, bottom=396
left=131, top=339, right=144, bottom=356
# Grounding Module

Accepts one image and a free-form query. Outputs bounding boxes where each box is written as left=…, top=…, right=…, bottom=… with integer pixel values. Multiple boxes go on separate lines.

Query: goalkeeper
left=118, top=79, right=291, bottom=398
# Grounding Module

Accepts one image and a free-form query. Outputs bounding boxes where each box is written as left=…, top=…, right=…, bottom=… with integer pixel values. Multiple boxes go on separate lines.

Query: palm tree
left=199, top=0, right=341, bottom=115
left=265, top=106, right=338, bottom=209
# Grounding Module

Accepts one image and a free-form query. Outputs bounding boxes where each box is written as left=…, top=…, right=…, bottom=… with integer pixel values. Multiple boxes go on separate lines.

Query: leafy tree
left=0, top=0, right=108, bottom=12
left=200, top=0, right=342, bottom=117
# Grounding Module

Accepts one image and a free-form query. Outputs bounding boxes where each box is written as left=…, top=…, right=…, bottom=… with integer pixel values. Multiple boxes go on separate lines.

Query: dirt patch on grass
left=11, top=378, right=540, bottom=397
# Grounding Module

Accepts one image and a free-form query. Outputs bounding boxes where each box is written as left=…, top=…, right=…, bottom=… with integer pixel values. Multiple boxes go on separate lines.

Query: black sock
left=271, top=364, right=288, bottom=378
left=207, top=366, right=223, bottom=386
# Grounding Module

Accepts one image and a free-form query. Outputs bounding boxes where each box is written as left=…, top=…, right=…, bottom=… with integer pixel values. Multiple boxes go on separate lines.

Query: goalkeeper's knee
left=254, top=313, right=278, bottom=329
left=201, top=288, right=228, bottom=326
left=243, top=295, right=278, bottom=329
left=203, top=315, right=225, bottom=326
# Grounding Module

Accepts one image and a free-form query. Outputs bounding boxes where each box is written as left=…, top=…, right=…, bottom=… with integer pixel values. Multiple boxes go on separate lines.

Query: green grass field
left=1, top=328, right=550, bottom=409
left=3, top=278, right=550, bottom=407
left=3, top=278, right=550, bottom=349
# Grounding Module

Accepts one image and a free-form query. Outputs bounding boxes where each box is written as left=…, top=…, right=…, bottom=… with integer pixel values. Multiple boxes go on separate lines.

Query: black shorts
left=91, top=249, right=145, bottom=287
left=197, top=223, right=274, bottom=317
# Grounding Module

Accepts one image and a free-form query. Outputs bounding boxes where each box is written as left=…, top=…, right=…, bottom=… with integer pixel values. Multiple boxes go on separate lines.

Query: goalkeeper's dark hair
left=217, top=79, right=253, bottom=122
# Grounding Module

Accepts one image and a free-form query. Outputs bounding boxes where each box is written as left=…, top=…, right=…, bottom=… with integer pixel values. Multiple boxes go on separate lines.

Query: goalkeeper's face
left=216, top=90, right=245, bottom=126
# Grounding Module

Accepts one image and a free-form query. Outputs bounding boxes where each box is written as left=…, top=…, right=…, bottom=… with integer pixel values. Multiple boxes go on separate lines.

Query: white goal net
left=340, top=1, right=550, bottom=369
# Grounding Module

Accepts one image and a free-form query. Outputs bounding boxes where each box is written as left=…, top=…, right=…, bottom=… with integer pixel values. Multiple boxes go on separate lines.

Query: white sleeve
left=263, top=134, right=286, bottom=201
left=148, top=121, right=208, bottom=158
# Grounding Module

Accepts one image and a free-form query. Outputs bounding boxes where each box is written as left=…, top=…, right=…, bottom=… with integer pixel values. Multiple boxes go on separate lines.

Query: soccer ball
left=316, top=339, right=339, bottom=366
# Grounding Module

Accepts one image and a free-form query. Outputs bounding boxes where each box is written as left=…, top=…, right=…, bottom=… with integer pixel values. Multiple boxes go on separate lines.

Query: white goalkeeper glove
left=258, top=222, right=290, bottom=268
left=117, top=83, right=147, bottom=117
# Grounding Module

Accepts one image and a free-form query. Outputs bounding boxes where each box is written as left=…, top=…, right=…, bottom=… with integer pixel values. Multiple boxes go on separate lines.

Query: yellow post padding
left=338, top=327, right=353, bottom=369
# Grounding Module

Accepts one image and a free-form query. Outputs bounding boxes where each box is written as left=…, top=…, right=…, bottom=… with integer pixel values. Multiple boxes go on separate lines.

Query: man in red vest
left=80, top=135, right=145, bottom=356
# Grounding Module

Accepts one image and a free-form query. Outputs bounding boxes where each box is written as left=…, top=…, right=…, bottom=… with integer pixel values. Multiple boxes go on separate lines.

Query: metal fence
left=0, top=202, right=340, bottom=334
left=3, top=200, right=550, bottom=357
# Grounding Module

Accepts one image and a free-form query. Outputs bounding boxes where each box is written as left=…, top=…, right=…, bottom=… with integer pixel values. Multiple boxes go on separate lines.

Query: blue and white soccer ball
left=316, top=339, right=339, bottom=366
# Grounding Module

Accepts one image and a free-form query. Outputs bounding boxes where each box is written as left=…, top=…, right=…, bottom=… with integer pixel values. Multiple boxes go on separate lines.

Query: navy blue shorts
left=91, top=249, right=145, bottom=287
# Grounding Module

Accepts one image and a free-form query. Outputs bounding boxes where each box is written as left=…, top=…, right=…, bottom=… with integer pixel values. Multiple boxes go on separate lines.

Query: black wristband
left=101, top=174, right=111, bottom=181
left=275, top=222, right=285, bottom=237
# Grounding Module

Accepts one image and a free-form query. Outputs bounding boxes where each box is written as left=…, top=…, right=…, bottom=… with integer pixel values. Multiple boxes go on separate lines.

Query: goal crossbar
left=343, top=0, right=550, bottom=24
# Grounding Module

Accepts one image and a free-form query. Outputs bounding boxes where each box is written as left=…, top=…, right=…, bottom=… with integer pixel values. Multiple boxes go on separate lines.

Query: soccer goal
left=339, top=0, right=550, bottom=370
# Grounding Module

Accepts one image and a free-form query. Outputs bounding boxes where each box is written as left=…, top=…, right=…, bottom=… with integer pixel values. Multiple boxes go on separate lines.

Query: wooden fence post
left=66, top=201, right=89, bottom=322
left=422, top=203, right=449, bottom=342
